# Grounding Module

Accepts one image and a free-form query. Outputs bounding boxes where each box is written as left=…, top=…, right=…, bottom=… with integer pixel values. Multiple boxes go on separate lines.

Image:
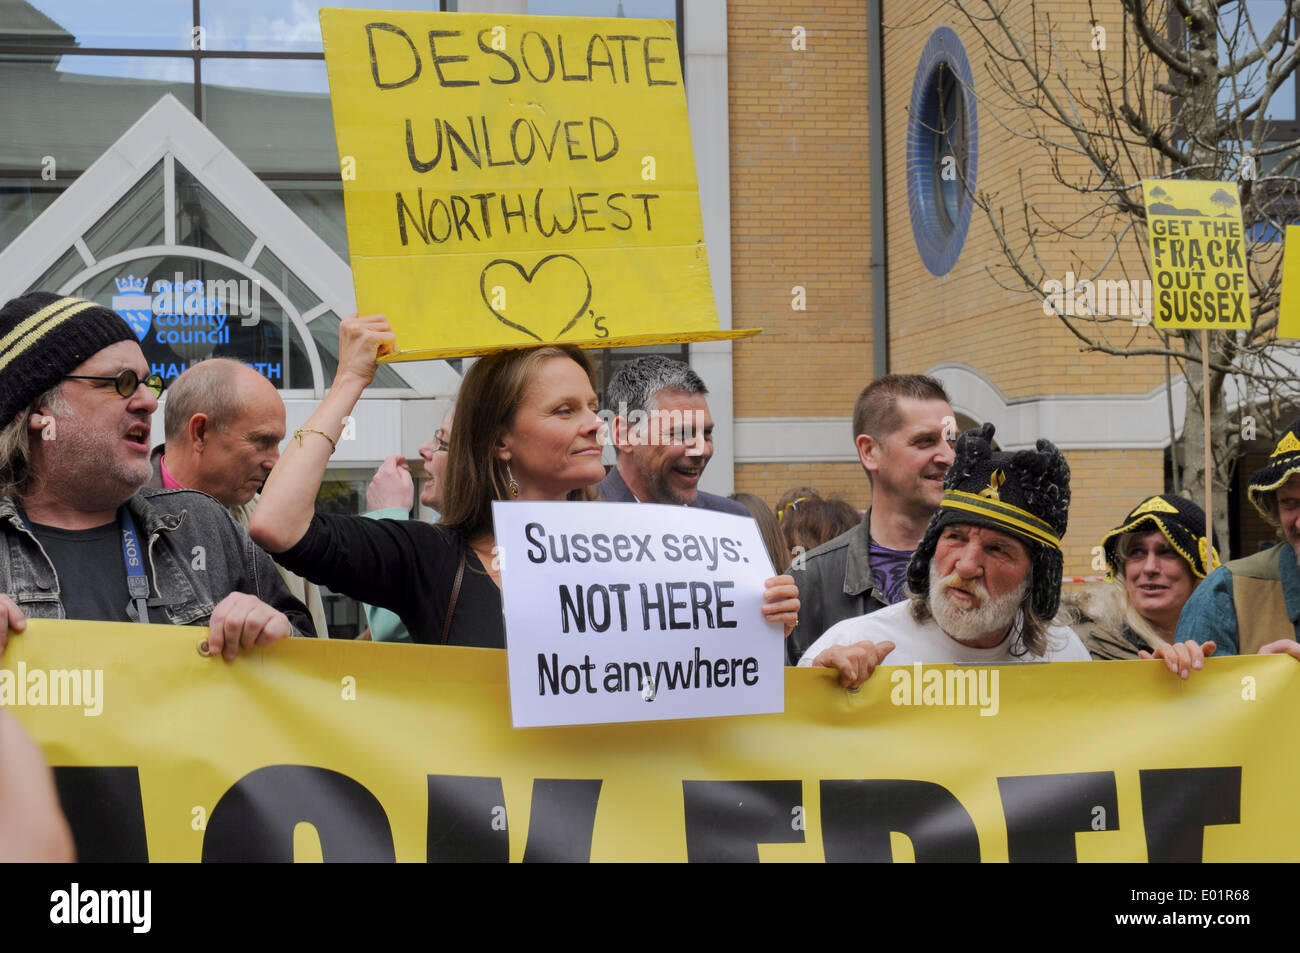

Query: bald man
left=149, top=359, right=329, bottom=637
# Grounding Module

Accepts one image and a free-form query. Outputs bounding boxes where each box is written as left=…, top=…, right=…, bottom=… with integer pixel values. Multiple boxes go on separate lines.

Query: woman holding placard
left=250, top=314, right=799, bottom=648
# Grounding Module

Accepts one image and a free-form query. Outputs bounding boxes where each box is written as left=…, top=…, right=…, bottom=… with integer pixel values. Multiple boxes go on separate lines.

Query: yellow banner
left=1142, top=179, right=1251, bottom=330
left=5, top=621, right=1295, bottom=862
left=1279, top=225, right=1300, bottom=339
left=320, top=9, right=757, bottom=360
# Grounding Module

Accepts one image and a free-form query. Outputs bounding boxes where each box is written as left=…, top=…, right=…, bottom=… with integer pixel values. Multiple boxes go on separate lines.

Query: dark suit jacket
left=597, top=466, right=750, bottom=517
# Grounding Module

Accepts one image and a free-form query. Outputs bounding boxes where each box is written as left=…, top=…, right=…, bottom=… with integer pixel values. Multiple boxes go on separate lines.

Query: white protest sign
left=492, top=500, right=784, bottom=728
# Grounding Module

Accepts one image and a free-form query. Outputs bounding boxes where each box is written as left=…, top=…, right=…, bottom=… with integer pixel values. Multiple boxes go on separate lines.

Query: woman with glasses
left=1068, top=495, right=1219, bottom=661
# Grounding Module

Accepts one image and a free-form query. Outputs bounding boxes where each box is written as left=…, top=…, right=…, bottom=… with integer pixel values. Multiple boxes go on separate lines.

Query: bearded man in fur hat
left=798, top=424, right=1091, bottom=688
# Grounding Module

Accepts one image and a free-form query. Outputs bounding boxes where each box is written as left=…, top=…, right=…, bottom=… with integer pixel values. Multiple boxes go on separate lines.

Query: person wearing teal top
left=1178, top=416, right=1300, bottom=658
left=360, top=410, right=453, bottom=642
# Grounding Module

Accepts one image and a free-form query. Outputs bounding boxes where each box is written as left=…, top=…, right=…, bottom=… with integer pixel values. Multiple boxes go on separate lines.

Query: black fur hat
left=905, top=422, right=1071, bottom=620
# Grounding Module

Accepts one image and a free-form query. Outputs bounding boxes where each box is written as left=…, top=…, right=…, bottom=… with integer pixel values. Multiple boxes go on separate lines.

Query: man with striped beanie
left=0, top=292, right=314, bottom=661
left=1178, top=417, right=1300, bottom=658
left=798, top=423, right=1091, bottom=688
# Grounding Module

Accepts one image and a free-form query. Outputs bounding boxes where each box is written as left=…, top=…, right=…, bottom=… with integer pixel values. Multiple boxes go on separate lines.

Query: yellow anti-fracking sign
left=319, top=9, right=757, bottom=360
left=1142, top=179, right=1252, bottom=330
left=6, top=621, right=1297, bottom=862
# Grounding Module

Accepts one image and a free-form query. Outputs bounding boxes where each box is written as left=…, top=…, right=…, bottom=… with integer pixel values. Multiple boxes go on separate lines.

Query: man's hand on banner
left=761, top=575, right=800, bottom=638
left=812, top=639, right=897, bottom=691
left=1140, top=639, right=1217, bottom=680
left=204, top=592, right=293, bottom=661
left=0, top=595, right=27, bottom=656
left=1258, top=639, right=1300, bottom=660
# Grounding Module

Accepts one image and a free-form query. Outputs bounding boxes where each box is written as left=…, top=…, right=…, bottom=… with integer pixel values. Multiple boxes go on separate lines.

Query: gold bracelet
left=293, top=428, right=337, bottom=453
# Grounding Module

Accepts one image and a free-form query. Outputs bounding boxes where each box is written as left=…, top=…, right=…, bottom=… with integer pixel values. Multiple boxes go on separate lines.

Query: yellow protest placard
left=319, top=9, right=758, bottom=360
left=8, top=621, right=1299, bottom=861
left=1142, top=180, right=1252, bottom=330
left=1278, top=225, right=1300, bottom=339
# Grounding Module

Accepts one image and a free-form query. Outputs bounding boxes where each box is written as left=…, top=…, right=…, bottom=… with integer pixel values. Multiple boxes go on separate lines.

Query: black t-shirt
left=275, top=514, right=504, bottom=648
left=28, top=520, right=134, bottom=623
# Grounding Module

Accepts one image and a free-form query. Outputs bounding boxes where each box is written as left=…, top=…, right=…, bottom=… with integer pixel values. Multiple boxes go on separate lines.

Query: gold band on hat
left=940, top=490, right=1061, bottom=551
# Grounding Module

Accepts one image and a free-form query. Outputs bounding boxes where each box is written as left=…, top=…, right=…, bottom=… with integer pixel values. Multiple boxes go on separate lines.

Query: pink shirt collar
left=158, top=454, right=185, bottom=490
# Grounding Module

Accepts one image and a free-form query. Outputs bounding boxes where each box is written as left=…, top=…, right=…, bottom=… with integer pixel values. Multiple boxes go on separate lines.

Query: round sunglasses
left=65, top=369, right=165, bottom=398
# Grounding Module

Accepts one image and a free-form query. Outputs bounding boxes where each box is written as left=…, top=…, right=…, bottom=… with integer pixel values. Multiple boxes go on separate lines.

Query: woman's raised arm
left=250, top=314, right=395, bottom=553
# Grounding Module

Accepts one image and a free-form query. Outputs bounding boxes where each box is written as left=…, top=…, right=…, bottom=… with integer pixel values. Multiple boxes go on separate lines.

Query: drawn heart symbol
left=479, top=255, right=593, bottom=343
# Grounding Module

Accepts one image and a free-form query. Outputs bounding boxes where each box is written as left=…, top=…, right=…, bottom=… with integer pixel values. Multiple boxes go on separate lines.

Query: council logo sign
left=109, top=273, right=260, bottom=344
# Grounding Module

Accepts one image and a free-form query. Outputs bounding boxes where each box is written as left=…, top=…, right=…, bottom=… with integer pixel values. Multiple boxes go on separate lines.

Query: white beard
left=928, top=562, right=1030, bottom=644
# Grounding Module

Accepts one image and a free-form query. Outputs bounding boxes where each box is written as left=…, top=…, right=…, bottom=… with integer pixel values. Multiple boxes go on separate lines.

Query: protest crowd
left=2, top=291, right=1299, bottom=861
left=0, top=5, right=1296, bottom=871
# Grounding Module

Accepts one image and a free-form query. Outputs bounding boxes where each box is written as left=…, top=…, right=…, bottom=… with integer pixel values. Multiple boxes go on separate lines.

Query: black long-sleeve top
left=274, top=513, right=504, bottom=647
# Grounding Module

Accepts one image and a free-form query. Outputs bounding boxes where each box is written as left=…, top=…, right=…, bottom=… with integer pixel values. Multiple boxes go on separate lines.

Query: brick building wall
left=723, top=0, right=1238, bottom=579
left=727, top=1, right=872, bottom=425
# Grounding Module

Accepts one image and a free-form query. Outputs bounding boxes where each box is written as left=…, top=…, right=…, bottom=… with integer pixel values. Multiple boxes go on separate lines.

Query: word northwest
left=524, top=523, right=744, bottom=571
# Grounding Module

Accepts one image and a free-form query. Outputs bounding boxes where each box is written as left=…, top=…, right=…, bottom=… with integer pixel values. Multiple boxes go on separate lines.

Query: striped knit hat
left=0, top=293, right=136, bottom=424
left=906, top=422, right=1071, bottom=620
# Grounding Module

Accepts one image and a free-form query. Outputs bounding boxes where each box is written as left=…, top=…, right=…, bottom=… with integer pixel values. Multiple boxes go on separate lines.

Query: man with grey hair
left=598, top=355, right=748, bottom=516
left=0, top=291, right=313, bottom=659
left=148, top=358, right=329, bottom=638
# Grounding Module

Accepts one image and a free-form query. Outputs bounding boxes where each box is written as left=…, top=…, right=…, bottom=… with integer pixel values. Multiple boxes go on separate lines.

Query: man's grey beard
left=928, top=562, right=1030, bottom=644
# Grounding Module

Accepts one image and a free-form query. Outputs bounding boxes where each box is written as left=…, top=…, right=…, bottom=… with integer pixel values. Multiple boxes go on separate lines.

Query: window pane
left=201, top=59, right=338, bottom=173
left=271, top=182, right=348, bottom=259
left=174, top=162, right=257, bottom=258
left=527, top=0, right=676, bottom=20
left=198, top=0, right=456, bottom=53
left=0, top=55, right=195, bottom=172
left=26, top=245, right=83, bottom=295
left=0, top=178, right=65, bottom=253
left=83, top=160, right=165, bottom=259
left=5, top=1, right=193, bottom=51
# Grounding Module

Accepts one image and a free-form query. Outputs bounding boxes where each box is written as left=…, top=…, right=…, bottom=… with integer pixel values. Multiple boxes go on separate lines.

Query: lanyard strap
left=118, top=507, right=151, bottom=624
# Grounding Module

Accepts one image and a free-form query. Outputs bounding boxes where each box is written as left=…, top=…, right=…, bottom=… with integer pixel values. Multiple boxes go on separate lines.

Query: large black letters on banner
left=427, top=775, right=510, bottom=862
left=820, top=779, right=980, bottom=862
left=202, top=765, right=396, bottom=862
left=1139, top=766, right=1241, bottom=862
left=426, top=775, right=602, bottom=861
left=52, top=766, right=150, bottom=862
left=997, top=772, right=1119, bottom=862
left=682, top=780, right=804, bottom=862
left=522, top=779, right=603, bottom=862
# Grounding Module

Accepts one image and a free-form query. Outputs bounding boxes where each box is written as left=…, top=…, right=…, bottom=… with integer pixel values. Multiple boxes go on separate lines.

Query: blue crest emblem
left=112, top=275, right=151, bottom=341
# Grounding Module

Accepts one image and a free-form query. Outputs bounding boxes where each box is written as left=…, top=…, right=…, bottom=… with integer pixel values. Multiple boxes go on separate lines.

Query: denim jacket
left=0, top=488, right=314, bottom=636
